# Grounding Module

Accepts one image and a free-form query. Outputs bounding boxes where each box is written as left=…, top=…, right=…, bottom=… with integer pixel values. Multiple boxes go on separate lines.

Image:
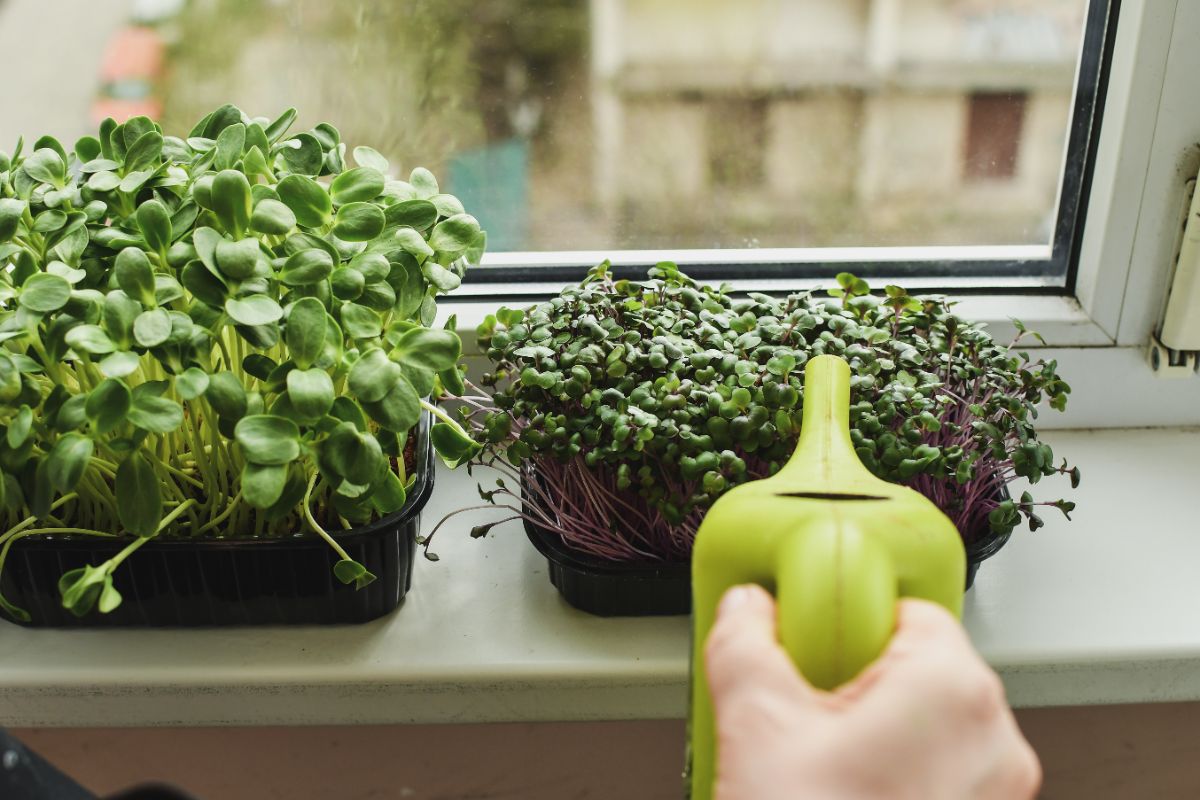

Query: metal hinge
left=1147, top=334, right=1198, bottom=377
left=1150, top=174, right=1200, bottom=377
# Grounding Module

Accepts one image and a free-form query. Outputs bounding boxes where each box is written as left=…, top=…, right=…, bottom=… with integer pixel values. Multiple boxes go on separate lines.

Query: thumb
left=704, top=584, right=816, bottom=710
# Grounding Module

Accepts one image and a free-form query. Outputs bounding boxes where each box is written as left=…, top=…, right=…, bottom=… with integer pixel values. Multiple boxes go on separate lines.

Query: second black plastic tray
left=523, top=474, right=1012, bottom=616
left=524, top=517, right=691, bottom=617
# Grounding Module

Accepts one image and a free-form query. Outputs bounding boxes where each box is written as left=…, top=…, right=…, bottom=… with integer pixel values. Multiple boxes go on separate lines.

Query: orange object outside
left=100, top=26, right=164, bottom=84
left=91, top=26, right=165, bottom=125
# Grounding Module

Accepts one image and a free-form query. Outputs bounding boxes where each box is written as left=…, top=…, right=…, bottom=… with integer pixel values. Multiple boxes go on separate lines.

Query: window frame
left=462, top=0, right=1115, bottom=293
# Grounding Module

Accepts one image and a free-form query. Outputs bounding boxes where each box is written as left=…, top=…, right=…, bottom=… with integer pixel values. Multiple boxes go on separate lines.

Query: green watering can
left=686, top=354, right=966, bottom=799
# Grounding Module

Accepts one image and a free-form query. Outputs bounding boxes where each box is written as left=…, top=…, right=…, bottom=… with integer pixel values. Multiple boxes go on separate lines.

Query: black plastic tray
left=524, top=517, right=690, bottom=617
left=963, top=523, right=1011, bottom=588
left=523, top=474, right=1011, bottom=617
left=0, top=417, right=434, bottom=628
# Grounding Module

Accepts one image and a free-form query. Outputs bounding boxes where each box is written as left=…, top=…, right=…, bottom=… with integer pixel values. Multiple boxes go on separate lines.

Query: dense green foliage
left=0, top=105, right=481, bottom=619
left=471, top=264, right=1077, bottom=562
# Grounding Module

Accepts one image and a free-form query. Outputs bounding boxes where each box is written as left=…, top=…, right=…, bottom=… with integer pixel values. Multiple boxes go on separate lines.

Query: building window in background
left=707, top=97, right=768, bottom=189
left=963, top=91, right=1029, bottom=181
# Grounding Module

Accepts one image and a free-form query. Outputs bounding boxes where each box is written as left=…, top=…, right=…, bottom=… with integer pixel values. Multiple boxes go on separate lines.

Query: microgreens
left=436, top=264, right=1078, bottom=563
left=0, top=105, right=483, bottom=620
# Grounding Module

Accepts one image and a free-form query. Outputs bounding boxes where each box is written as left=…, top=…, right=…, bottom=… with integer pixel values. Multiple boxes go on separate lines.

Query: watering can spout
left=777, top=354, right=882, bottom=493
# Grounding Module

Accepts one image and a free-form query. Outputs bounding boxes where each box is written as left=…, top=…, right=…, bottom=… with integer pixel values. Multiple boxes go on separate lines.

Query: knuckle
left=704, top=625, right=737, bottom=664
left=941, top=663, right=1006, bottom=721
left=715, top=687, right=793, bottom=737
left=704, top=626, right=751, bottom=683
left=1005, top=742, right=1043, bottom=798
left=977, top=666, right=1007, bottom=705
left=898, top=598, right=957, bottom=638
left=1023, top=749, right=1044, bottom=796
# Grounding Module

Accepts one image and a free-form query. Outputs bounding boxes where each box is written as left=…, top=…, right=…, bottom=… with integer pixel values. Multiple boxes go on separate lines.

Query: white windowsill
left=0, top=427, right=1196, bottom=727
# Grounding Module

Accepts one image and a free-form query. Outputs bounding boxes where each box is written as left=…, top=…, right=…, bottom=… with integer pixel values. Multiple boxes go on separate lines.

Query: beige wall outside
left=858, top=91, right=966, bottom=203
left=894, top=0, right=1085, bottom=64
left=618, top=0, right=869, bottom=68
left=1020, top=89, right=1075, bottom=200
left=766, top=93, right=863, bottom=200
left=621, top=99, right=708, bottom=205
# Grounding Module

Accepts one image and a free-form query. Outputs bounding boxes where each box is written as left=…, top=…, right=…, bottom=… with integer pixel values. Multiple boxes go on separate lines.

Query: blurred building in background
left=0, top=0, right=1089, bottom=255
left=590, top=0, right=1085, bottom=247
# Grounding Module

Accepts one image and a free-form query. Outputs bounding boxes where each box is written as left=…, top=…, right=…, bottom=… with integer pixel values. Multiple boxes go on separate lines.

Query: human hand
left=704, top=585, right=1040, bottom=800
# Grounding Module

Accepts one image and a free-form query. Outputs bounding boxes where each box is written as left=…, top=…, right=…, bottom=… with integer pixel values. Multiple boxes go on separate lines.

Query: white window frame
left=444, top=0, right=1200, bottom=429
left=1030, top=0, right=1200, bottom=428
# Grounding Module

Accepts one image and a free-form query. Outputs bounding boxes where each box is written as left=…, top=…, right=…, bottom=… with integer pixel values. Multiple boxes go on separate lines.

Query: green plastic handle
left=686, top=354, right=965, bottom=799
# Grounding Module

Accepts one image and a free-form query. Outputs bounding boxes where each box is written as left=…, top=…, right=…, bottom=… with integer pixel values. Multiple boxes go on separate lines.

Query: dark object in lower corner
left=0, top=727, right=93, bottom=800
left=0, top=728, right=200, bottom=800
left=0, top=418, right=434, bottom=628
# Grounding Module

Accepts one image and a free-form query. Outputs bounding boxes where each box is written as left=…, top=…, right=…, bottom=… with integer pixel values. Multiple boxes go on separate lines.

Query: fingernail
left=718, top=585, right=753, bottom=614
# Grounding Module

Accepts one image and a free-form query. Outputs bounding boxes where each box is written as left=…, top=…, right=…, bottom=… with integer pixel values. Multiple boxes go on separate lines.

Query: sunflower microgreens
left=0, top=105, right=482, bottom=620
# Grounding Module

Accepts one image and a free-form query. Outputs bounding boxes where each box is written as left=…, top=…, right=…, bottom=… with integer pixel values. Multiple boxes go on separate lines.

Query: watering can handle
left=771, top=355, right=947, bottom=688
left=686, top=355, right=965, bottom=800
left=775, top=522, right=898, bottom=690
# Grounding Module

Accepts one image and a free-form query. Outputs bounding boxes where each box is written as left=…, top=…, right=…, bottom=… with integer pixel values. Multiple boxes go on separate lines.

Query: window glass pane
left=0, top=0, right=1092, bottom=254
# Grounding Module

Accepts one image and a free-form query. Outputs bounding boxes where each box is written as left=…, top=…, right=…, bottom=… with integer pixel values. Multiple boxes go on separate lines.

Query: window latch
left=1150, top=176, right=1200, bottom=377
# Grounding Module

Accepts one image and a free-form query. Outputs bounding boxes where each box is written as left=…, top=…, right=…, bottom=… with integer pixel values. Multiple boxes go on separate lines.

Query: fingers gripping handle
left=776, top=524, right=897, bottom=691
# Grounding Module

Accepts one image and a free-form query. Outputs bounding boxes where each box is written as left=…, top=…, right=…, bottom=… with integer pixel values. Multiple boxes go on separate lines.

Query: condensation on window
left=0, top=0, right=1089, bottom=253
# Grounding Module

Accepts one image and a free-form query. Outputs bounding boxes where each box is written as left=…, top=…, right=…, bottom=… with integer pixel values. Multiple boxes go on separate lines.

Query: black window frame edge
left=460, top=0, right=1121, bottom=299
